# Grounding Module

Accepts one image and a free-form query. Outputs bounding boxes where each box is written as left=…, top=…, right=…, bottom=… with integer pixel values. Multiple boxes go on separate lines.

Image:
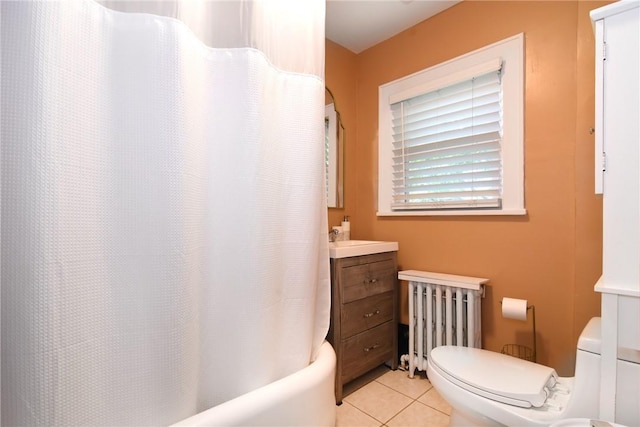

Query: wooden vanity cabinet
left=328, top=251, right=398, bottom=404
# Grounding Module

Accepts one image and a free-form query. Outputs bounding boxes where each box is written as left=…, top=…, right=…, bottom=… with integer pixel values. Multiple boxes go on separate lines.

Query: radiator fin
left=398, top=270, right=488, bottom=378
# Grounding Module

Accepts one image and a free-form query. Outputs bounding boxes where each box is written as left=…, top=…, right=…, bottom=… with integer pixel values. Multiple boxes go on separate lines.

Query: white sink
left=328, top=240, right=398, bottom=258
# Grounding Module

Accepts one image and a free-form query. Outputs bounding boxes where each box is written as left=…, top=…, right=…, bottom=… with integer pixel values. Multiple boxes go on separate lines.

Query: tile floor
left=336, top=366, right=452, bottom=427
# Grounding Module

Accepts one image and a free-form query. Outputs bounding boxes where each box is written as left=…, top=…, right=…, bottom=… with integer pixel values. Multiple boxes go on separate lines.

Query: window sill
left=376, top=208, right=527, bottom=217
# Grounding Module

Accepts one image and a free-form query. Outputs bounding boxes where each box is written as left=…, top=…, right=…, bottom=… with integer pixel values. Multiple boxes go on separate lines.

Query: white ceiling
left=326, top=0, right=460, bottom=54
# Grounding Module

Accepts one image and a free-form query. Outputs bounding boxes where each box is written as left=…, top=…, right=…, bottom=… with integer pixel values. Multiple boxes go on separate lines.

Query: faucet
left=329, top=228, right=340, bottom=242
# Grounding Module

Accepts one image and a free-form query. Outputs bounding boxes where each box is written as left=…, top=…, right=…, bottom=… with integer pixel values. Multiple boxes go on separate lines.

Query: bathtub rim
left=171, top=340, right=336, bottom=426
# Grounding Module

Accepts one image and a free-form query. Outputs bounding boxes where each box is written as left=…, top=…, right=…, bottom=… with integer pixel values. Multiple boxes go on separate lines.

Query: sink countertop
left=328, top=240, right=399, bottom=258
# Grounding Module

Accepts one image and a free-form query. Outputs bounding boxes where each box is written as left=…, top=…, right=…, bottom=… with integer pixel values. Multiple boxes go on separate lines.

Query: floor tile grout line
left=360, top=380, right=417, bottom=425
left=373, top=379, right=422, bottom=402
left=413, top=398, right=452, bottom=417
left=381, top=399, right=452, bottom=427
left=373, top=377, right=433, bottom=401
left=340, top=400, right=386, bottom=425
left=369, top=380, right=452, bottom=422
left=338, top=398, right=451, bottom=426
left=367, top=380, right=428, bottom=425
left=379, top=397, right=414, bottom=426
left=337, top=369, right=452, bottom=426
left=343, top=386, right=412, bottom=425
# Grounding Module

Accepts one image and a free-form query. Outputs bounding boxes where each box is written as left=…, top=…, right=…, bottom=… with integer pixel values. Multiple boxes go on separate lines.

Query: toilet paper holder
left=500, top=299, right=536, bottom=363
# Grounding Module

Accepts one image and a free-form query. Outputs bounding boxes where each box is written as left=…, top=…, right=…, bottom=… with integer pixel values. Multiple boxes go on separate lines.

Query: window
left=378, top=34, right=525, bottom=216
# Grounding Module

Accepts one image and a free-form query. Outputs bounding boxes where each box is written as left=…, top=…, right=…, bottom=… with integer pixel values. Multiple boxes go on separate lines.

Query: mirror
left=325, top=87, right=344, bottom=208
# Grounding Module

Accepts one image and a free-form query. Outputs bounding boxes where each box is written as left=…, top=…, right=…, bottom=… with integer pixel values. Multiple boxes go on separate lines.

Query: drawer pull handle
left=363, top=309, right=381, bottom=318
left=363, top=344, right=380, bottom=353
left=369, top=278, right=377, bottom=284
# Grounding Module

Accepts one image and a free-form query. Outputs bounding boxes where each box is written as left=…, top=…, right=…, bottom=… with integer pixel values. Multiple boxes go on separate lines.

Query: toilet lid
left=428, top=346, right=558, bottom=408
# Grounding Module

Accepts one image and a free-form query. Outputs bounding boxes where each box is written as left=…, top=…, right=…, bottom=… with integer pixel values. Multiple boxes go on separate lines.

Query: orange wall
left=326, top=1, right=609, bottom=375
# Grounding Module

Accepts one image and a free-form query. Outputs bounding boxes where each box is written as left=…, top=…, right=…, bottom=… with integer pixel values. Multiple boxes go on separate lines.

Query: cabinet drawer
left=342, top=259, right=396, bottom=303
left=341, top=292, right=394, bottom=338
left=341, top=321, right=394, bottom=383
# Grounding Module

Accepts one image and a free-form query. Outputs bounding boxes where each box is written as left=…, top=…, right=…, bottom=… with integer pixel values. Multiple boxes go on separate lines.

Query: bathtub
left=172, top=341, right=337, bottom=426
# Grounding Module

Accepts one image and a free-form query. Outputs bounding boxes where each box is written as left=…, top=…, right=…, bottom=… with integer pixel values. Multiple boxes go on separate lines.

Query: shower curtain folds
left=0, top=0, right=329, bottom=425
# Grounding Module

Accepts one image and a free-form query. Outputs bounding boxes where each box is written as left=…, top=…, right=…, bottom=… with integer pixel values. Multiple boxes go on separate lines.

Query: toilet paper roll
left=502, top=297, right=528, bottom=321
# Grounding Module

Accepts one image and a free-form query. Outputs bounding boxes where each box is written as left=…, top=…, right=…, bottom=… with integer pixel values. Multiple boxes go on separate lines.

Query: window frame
left=377, top=33, right=525, bottom=216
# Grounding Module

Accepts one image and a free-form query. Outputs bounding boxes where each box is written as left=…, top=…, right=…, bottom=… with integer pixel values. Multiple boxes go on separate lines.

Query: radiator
left=398, top=270, right=489, bottom=378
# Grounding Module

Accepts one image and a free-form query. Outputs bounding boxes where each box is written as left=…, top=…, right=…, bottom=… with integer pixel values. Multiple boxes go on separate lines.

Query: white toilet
left=426, top=317, right=640, bottom=426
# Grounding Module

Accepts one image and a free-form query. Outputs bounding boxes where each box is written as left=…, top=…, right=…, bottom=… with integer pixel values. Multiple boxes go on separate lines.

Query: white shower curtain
left=1, top=1, right=329, bottom=425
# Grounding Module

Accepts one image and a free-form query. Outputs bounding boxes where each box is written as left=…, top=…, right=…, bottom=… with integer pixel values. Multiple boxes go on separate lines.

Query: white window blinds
left=390, top=63, right=503, bottom=210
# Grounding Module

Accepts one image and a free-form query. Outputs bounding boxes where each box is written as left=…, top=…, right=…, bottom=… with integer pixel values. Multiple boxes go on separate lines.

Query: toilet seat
left=428, top=346, right=558, bottom=408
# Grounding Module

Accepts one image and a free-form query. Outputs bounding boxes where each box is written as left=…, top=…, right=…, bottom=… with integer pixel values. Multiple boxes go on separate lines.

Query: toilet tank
left=564, top=318, right=602, bottom=419
left=574, top=317, right=640, bottom=425
left=577, top=317, right=601, bottom=355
